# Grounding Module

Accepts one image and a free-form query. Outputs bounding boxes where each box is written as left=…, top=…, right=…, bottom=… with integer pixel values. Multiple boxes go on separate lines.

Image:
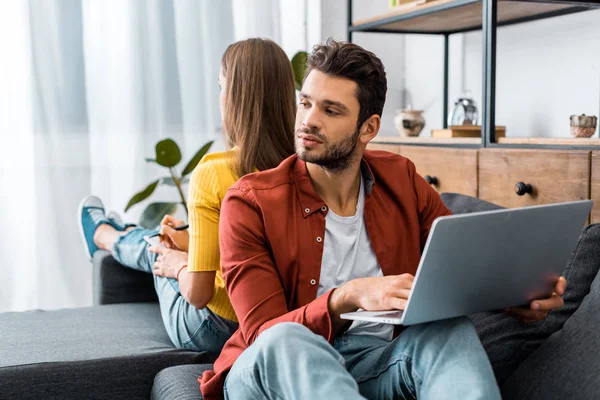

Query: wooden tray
left=390, top=0, right=435, bottom=11
left=431, top=125, right=506, bottom=138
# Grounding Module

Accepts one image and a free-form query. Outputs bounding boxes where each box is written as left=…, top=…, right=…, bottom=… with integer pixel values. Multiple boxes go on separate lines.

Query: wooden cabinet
left=366, top=143, right=401, bottom=154
left=367, top=143, right=479, bottom=197
left=397, top=146, right=479, bottom=197
left=479, top=149, right=591, bottom=208
left=368, top=144, right=596, bottom=220
left=592, top=152, right=600, bottom=223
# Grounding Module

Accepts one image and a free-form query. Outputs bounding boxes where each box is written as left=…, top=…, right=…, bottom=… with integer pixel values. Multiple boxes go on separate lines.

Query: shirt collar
left=293, top=155, right=376, bottom=219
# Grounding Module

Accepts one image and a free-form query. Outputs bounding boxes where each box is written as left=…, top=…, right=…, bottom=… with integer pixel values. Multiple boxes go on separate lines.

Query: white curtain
left=0, top=0, right=316, bottom=313
left=0, top=0, right=234, bottom=312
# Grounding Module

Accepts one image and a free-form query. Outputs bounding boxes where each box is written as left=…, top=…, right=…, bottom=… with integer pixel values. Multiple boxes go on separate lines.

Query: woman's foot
left=78, top=196, right=112, bottom=260
left=107, top=211, right=137, bottom=232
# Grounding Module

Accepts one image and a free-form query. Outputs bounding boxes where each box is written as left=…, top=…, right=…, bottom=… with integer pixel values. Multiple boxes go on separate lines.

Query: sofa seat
left=0, top=303, right=216, bottom=400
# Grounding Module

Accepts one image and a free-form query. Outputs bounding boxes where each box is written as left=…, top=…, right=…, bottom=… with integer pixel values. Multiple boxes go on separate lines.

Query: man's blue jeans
left=224, top=320, right=501, bottom=400
left=111, top=227, right=238, bottom=353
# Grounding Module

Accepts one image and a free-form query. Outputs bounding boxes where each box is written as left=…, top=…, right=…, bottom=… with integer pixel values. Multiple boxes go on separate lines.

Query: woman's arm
left=149, top=246, right=216, bottom=310
left=178, top=269, right=216, bottom=309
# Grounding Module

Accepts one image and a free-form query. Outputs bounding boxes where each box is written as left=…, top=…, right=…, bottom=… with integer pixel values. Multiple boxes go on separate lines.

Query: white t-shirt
left=317, top=176, right=394, bottom=341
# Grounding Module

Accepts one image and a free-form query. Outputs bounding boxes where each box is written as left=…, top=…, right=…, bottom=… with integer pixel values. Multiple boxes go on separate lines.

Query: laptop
left=341, top=200, right=593, bottom=326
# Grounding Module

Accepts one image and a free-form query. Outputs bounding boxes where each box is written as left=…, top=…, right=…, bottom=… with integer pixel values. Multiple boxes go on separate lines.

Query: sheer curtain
left=0, top=0, right=234, bottom=312
left=0, top=0, right=317, bottom=313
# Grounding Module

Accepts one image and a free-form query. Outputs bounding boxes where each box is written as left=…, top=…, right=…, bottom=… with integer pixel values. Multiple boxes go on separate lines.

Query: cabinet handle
left=424, top=175, right=438, bottom=186
left=514, top=182, right=533, bottom=196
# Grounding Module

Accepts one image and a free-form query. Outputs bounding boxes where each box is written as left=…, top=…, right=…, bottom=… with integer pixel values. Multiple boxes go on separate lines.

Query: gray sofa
left=1, top=193, right=599, bottom=399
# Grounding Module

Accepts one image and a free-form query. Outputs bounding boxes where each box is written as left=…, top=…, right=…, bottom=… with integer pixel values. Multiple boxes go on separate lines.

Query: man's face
left=295, top=70, right=362, bottom=172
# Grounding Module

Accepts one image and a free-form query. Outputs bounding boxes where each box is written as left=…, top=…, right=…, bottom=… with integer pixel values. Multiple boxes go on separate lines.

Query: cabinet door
left=592, top=152, right=600, bottom=223
left=479, top=149, right=590, bottom=208
left=398, top=146, right=478, bottom=197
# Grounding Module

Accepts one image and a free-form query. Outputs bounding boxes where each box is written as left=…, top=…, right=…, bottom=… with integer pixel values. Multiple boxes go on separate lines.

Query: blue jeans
left=111, top=227, right=238, bottom=353
left=224, top=319, right=501, bottom=400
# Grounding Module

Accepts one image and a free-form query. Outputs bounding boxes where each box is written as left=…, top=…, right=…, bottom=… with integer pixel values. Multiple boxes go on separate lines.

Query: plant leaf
left=138, top=202, right=179, bottom=230
left=160, top=177, right=177, bottom=186
left=124, top=180, right=160, bottom=212
left=291, top=51, right=308, bottom=91
left=160, top=175, right=190, bottom=186
left=155, top=138, right=182, bottom=167
left=181, top=141, right=213, bottom=177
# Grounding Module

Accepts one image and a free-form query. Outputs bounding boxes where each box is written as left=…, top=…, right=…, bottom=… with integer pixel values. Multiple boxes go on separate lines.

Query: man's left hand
left=148, top=246, right=188, bottom=279
left=505, top=276, right=567, bottom=323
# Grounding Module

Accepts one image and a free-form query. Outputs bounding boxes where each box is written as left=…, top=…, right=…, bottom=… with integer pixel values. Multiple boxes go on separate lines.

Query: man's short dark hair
left=306, top=38, right=387, bottom=129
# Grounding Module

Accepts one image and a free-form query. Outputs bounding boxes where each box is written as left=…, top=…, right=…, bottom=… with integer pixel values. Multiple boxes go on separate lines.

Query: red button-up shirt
left=200, top=150, right=451, bottom=400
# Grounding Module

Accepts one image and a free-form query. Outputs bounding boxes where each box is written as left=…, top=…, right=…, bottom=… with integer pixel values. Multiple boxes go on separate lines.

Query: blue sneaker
left=78, top=195, right=110, bottom=260
left=107, top=211, right=136, bottom=231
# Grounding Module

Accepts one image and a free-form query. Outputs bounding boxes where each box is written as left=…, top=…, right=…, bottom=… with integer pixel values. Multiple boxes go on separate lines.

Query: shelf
left=497, top=137, right=600, bottom=146
left=372, top=135, right=481, bottom=145
left=351, top=0, right=593, bottom=34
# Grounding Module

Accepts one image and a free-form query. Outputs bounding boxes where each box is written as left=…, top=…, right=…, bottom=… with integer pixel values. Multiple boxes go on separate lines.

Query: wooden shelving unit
left=352, top=0, right=580, bottom=34
left=348, top=0, right=600, bottom=149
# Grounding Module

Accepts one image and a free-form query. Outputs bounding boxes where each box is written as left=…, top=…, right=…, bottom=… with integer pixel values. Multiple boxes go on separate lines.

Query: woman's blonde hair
left=221, top=38, right=296, bottom=176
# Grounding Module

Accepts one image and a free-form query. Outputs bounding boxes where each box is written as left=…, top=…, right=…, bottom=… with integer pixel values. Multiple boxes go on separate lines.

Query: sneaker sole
left=77, top=197, right=94, bottom=262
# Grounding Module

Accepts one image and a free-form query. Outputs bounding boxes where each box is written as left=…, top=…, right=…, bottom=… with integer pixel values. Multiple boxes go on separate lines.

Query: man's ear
left=359, top=114, right=381, bottom=144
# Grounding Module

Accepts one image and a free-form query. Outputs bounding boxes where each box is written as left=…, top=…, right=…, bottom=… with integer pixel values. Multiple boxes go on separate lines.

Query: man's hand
left=148, top=246, right=188, bottom=279
left=505, top=276, right=567, bottom=323
left=352, top=274, right=414, bottom=311
left=159, top=215, right=190, bottom=252
left=329, top=274, right=414, bottom=333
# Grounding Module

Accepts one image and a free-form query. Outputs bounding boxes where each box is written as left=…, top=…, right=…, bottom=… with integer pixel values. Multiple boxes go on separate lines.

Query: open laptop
left=341, top=200, right=593, bottom=326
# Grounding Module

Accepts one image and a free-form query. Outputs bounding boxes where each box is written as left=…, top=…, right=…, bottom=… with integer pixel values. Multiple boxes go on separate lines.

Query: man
left=200, top=39, right=566, bottom=400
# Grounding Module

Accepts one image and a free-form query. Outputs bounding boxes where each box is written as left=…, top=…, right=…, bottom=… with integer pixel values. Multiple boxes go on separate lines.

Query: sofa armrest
left=93, top=250, right=158, bottom=305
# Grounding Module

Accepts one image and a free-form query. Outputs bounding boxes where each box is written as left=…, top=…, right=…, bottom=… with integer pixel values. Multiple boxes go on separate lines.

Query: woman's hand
left=148, top=246, right=188, bottom=279
left=159, top=215, right=190, bottom=252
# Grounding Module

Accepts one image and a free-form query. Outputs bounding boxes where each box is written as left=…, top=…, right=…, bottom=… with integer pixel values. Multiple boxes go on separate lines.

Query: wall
left=321, top=0, right=600, bottom=138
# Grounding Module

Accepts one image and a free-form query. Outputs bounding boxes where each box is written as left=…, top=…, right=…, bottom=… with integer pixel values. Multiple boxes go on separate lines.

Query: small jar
left=394, top=108, right=425, bottom=137
left=570, top=114, right=597, bottom=138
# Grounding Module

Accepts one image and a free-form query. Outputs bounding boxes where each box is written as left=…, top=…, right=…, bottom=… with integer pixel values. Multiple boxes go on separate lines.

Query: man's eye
left=300, top=102, right=310, bottom=108
left=326, top=109, right=338, bottom=116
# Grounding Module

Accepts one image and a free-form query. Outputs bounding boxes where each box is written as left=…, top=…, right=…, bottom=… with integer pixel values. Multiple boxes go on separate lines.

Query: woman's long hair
left=221, top=38, right=296, bottom=176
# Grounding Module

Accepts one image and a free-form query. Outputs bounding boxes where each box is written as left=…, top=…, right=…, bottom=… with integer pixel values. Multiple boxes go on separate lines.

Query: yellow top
left=187, top=149, right=239, bottom=322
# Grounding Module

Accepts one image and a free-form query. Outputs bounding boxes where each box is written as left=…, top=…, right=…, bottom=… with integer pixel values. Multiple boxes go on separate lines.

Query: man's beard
left=296, top=127, right=361, bottom=173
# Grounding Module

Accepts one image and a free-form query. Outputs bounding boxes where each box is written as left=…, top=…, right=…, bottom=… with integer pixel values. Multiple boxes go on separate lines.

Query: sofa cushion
left=152, top=364, right=213, bottom=400
left=0, top=303, right=216, bottom=400
left=93, top=250, right=158, bottom=305
left=441, top=193, right=600, bottom=385
left=501, top=223, right=600, bottom=399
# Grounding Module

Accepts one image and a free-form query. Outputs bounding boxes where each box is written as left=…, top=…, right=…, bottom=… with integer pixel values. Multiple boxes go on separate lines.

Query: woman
left=77, top=38, right=296, bottom=353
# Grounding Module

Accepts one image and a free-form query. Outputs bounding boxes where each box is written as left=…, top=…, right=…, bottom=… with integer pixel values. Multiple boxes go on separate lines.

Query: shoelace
left=88, top=208, right=106, bottom=224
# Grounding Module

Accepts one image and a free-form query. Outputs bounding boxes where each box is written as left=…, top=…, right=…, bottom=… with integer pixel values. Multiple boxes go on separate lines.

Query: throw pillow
left=440, top=193, right=600, bottom=385
left=501, top=223, right=600, bottom=399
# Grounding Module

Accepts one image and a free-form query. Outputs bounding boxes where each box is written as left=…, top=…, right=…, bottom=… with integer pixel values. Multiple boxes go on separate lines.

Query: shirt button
left=321, top=206, right=327, bottom=212
left=310, top=279, right=316, bottom=285
left=316, top=236, right=322, bottom=243
left=305, top=208, right=310, bottom=214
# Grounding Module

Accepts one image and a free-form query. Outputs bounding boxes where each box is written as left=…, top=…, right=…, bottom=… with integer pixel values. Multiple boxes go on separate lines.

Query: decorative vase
left=570, top=114, right=597, bottom=138
left=394, top=108, right=425, bottom=137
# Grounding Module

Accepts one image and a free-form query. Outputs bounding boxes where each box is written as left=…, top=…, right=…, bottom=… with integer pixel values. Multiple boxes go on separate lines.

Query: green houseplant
left=125, top=138, right=213, bottom=229
left=291, top=50, right=308, bottom=90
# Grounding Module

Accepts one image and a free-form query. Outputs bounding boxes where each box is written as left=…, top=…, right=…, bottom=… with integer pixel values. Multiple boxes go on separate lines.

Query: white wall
left=321, top=0, right=600, bottom=138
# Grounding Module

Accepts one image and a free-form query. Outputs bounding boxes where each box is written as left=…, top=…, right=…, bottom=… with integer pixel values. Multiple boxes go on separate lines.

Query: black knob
left=424, top=175, right=438, bottom=186
left=514, top=182, right=533, bottom=196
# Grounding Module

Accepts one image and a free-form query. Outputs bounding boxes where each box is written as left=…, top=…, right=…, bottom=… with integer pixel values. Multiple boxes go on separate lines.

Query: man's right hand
left=352, top=274, right=414, bottom=311
left=328, top=274, right=414, bottom=333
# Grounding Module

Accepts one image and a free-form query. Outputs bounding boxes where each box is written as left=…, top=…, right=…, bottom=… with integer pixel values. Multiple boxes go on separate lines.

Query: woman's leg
left=107, top=225, right=158, bottom=273
left=153, top=276, right=238, bottom=353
